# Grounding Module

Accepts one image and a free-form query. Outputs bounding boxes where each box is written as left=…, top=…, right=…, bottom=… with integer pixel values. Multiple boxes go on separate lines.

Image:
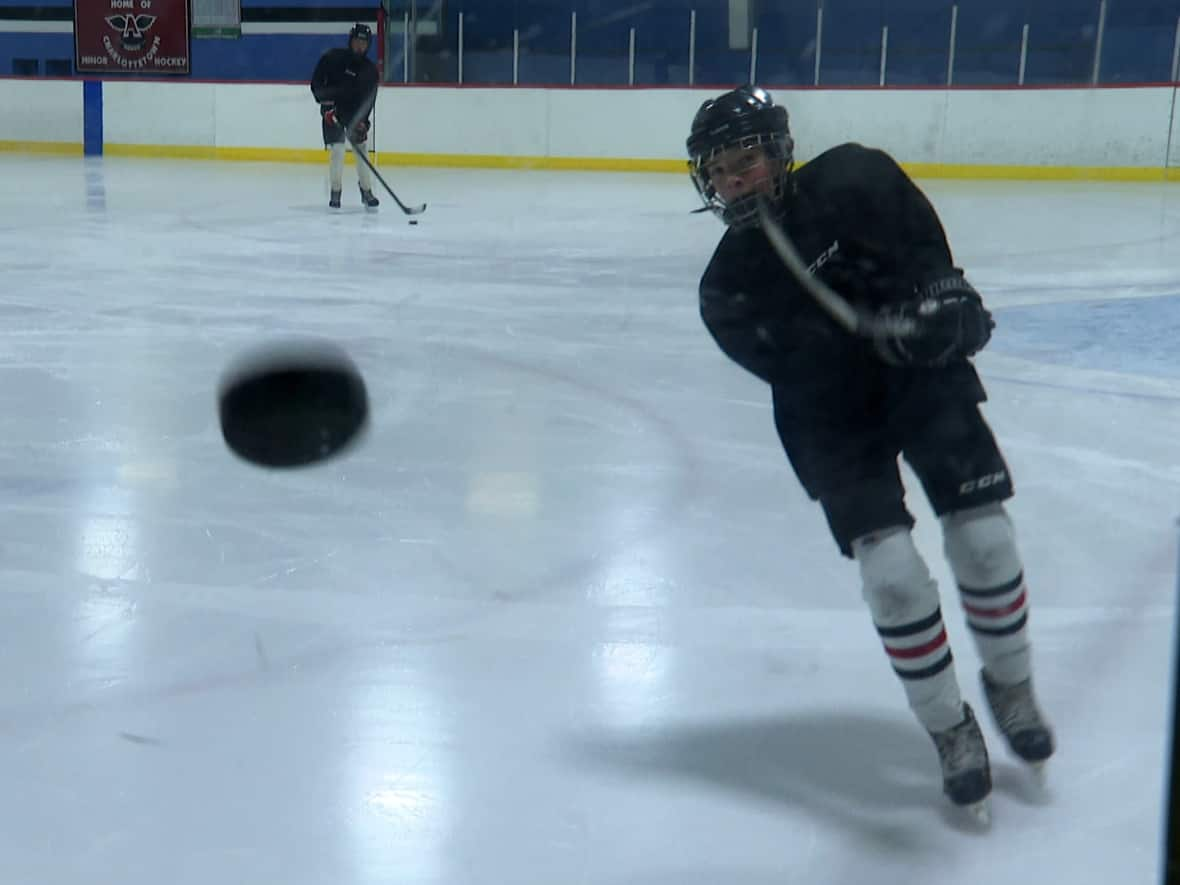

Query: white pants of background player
left=329, top=141, right=374, bottom=193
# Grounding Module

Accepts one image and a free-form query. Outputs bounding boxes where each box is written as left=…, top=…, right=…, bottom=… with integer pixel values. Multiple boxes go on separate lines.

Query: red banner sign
left=74, top=0, right=191, bottom=75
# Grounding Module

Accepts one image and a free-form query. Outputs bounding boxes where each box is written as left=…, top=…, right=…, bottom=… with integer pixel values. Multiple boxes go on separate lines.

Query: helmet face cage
left=689, top=131, right=794, bottom=230
left=349, top=23, right=372, bottom=49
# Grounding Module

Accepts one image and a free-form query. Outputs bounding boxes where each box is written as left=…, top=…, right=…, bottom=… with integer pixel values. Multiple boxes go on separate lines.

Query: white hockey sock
left=853, top=527, right=964, bottom=734
left=942, top=503, right=1031, bottom=686
left=354, top=140, right=374, bottom=192
left=329, top=143, right=346, bottom=191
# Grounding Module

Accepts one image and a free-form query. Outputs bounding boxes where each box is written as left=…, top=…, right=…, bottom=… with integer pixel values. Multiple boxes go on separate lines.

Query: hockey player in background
left=687, top=85, right=1054, bottom=822
left=310, top=23, right=379, bottom=210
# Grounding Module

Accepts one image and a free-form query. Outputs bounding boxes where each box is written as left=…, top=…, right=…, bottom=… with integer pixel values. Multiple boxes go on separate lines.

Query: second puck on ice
left=408, top=220, right=419, bottom=225
left=218, top=340, right=369, bottom=469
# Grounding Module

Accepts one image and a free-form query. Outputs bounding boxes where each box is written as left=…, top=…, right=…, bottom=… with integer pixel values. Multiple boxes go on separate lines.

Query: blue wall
left=3, top=0, right=1179, bottom=85
left=0, top=33, right=347, bottom=81
left=1, top=34, right=72, bottom=77
left=191, top=35, right=347, bottom=80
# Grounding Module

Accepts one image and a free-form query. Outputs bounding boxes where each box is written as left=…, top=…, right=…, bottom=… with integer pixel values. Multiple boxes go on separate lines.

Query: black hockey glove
left=873, top=277, right=994, bottom=367
left=351, top=119, right=370, bottom=142
left=320, top=102, right=339, bottom=128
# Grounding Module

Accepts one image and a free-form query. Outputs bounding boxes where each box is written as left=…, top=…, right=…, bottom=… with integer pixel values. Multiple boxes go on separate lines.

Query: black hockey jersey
left=310, top=48, right=379, bottom=127
left=699, top=143, right=987, bottom=442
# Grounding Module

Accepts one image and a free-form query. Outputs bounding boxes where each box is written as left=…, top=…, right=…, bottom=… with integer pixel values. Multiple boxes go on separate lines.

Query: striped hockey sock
left=875, top=606, right=964, bottom=733
left=855, top=529, right=966, bottom=734
left=942, top=503, right=1033, bottom=687
left=959, top=572, right=1031, bottom=686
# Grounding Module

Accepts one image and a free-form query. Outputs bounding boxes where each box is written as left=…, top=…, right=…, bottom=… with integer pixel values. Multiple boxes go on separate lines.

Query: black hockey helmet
left=686, top=85, right=795, bottom=229
left=349, top=23, right=372, bottom=48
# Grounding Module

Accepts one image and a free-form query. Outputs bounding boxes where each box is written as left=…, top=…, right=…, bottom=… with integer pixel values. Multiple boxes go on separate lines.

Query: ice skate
left=929, top=703, right=992, bottom=824
left=981, top=668, right=1054, bottom=782
left=360, top=188, right=379, bottom=209
left=329, top=189, right=342, bottom=209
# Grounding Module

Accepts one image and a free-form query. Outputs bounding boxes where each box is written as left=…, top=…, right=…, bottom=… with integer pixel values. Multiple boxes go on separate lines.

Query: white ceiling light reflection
left=366, top=777, right=439, bottom=820
left=72, top=483, right=142, bottom=674
left=77, top=516, right=141, bottom=581
left=71, top=590, right=138, bottom=661
left=589, top=525, right=678, bottom=728
left=346, top=678, right=451, bottom=882
left=593, top=639, right=673, bottom=730
left=116, top=457, right=178, bottom=490
left=76, top=483, right=142, bottom=582
left=586, top=531, right=675, bottom=607
left=465, top=471, right=540, bottom=519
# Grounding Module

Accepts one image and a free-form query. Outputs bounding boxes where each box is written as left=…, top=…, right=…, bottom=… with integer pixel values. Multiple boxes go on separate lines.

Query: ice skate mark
left=254, top=632, right=270, bottom=671
left=960, top=213, right=1180, bottom=262
left=987, top=374, right=1180, bottom=403
left=363, top=341, right=702, bottom=606
left=251, top=546, right=341, bottom=587
left=0, top=627, right=466, bottom=736
left=118, top=732, right=163, bottom=746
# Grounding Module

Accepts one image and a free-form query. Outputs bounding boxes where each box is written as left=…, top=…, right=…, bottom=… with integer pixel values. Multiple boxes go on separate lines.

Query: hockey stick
left=337, top=87, right=427, bottom=217
left=344, top=132, right=427, bottom=216
left=755, top=199, right=914, bottom=339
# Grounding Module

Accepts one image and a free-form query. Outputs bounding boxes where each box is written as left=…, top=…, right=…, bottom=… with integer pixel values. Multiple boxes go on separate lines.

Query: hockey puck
left=218, top=340, right=369, bottom=469
left=408, top=219, right=419, bottom=226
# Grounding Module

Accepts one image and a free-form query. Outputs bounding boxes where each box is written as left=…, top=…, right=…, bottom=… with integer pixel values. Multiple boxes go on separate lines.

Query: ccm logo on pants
left=959, top=471, right=1007, bottom=495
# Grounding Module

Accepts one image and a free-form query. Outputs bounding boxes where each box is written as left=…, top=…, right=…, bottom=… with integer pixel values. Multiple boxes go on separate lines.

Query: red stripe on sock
left=963, top=590, right=1027, bottom=619
left=885, top=628, right=948, bottom=660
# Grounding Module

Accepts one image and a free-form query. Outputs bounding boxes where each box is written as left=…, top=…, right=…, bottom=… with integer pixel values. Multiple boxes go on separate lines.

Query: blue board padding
left=82, top=80, right=102, bottom=156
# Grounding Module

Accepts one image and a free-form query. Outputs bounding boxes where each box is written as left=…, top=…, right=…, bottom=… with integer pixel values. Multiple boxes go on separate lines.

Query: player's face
left=350, top=36, right=369, bottom=54
left=705, top=145, right=776, bottom=205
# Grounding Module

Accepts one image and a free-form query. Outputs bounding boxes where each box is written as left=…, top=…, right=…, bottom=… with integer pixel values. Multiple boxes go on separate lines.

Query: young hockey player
left=311, top=23, right=379, bottom=210
left=687, top=84, right=1054, bottom=822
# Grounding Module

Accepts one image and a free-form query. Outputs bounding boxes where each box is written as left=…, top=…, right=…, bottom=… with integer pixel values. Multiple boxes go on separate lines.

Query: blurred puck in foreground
left=218, top=340, right=369, bottom=468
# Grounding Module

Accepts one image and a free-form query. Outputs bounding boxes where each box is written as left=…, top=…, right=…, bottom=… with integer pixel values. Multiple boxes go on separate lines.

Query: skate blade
left=967, top=800, right=991, bottom=826
left=1023, top=760, right=1053, bottom=803
left=950, top=798, right=991, bottom=828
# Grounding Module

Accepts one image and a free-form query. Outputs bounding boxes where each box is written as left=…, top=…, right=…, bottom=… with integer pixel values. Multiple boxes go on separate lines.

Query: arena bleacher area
left=2, top=0, right=1179, bottom=86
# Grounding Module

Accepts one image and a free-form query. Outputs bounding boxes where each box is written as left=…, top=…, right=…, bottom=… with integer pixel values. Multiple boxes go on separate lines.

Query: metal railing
left=386, top=2, right=1180, bottom=88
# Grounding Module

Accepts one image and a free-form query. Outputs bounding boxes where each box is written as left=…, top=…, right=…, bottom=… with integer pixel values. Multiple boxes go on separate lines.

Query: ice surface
left=0, top=155, right=1176, bottom=884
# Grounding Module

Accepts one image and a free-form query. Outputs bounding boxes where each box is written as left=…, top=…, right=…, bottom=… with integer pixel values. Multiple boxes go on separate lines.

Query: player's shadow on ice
left=566, top=711, right=994, bottom=849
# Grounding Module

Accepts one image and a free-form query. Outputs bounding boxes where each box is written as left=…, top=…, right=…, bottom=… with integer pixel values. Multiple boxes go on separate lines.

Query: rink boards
left=3, top=78, right=1180, bottom=180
